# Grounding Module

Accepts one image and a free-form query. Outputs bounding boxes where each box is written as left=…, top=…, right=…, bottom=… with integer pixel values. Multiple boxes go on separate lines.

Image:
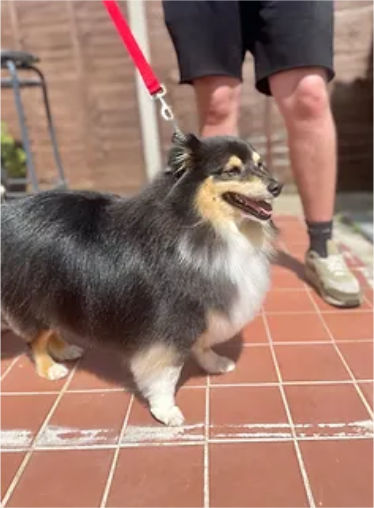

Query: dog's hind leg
left=130, top=343, right=185, bottom=426
left=48, top=334, right=84, bottom=361
left=30, top=330, right=69, bottom=380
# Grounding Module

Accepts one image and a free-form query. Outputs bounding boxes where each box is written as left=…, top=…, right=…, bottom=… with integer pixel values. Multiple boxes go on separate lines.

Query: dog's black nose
left=268, top=180, right=282, bottom=197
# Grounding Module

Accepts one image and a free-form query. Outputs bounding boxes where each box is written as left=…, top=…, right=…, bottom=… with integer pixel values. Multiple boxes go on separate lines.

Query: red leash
left=102, top=0, right=176, bottom=125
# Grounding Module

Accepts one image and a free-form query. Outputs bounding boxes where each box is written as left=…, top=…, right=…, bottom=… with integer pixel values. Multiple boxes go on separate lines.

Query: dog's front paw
left=196, top=349, right=236, bottom=374
left=151, top=405, right=185, bottom=426
left=212, top=354, right=236, bottom=374
left=46, top=363, right=69, bottom=380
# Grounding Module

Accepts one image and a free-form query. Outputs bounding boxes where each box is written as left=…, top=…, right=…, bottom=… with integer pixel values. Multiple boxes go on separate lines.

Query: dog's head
left=166, top=131, right=282, bottom=227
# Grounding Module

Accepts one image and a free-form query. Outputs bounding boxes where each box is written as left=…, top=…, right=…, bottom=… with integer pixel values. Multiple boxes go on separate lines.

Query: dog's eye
left=225, top=166, right=241, bottom=177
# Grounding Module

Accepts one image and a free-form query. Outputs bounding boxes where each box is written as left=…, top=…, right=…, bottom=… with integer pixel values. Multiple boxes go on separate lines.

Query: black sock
left=306, top=220, right=333, bottom=258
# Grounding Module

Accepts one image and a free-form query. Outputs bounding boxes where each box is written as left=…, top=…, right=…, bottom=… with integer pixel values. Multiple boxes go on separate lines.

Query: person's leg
left=269, top=67, right=361, bottom=307
left=193, top=76, right=241, bottom=137
left=269, top=67, right=336, bottom=223
left=162, top=0, right=243, bottom=138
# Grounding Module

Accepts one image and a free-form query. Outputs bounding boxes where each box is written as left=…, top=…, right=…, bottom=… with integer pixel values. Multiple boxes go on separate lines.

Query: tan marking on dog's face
left=223, top=176, right=268, bottom=199
left=195, top=177, right=236, bottom=229
left=131, top=343, right=181, bottom=378
left=224, top=155, right=243, bottom=172
left=252, top=151, right=261, bottom=164
left=195, top=176, right=269, bottom=230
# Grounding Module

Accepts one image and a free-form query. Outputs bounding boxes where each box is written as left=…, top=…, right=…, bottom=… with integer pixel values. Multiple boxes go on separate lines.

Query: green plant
left=1, top=122, right=27, bottom=178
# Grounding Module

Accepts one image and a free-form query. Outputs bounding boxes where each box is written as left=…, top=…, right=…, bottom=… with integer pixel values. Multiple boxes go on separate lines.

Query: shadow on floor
left=1, top=329, right=26, bottom=359
left=273, top=249, right=308, bottom=283
left=1, top=326, right=243, bottom=393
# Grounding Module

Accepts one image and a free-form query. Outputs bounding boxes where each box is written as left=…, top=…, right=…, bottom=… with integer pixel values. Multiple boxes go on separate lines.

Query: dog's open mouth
left=223, top=192, right=272, bottom=220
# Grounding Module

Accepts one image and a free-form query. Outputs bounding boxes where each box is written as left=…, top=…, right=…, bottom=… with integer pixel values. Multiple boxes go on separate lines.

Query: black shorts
left=162, top=1, right=334, bottom=96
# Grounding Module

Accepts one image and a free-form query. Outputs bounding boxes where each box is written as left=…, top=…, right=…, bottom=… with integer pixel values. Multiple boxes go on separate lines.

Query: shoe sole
left=305, top=265, right=362, bottom=308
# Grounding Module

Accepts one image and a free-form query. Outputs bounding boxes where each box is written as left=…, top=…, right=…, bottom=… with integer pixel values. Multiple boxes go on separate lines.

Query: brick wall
left=1, top=1, right=372, bottom=194
left=1, top=0, right=146, bottom=194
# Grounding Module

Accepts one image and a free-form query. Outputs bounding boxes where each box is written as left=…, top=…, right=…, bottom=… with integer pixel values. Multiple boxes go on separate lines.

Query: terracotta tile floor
left=1, top=216, right=373, bottom=507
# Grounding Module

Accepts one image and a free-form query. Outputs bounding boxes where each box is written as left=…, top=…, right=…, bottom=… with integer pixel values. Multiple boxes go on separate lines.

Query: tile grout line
left=204, top=374, right=210, bottom=508
left=3, top=379, right=374, bottom=396
left=269, top=338, right=373, bottom=344
left=4, top=441, right=204, bottom=454
left=209, top=379, right=374, bottom=387
left=265, top=309, right=372, bottom=316
left=262, top=310, right=316, bottom=508
left=1, top=355, right=20, bottom=381
left=66, top=387, right=124, bottom=393
left=1, top=386, right=206, bottom=395
left=304, top=284, right=374, bottom=419
left=99, top=394, right=134, bottom=508
left=208, top=434, right=373, bottom=444
left=1, top=361, right=79, bottom=506
left=2, top=390, right=61, bottom=395
left=243, top=339, right=374, bottom=347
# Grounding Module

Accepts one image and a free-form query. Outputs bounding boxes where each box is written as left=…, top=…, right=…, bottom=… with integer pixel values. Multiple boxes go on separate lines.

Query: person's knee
left=292, top=74, right=329, bottom=119
left=194, top=78, right=240, bottom=126
left=205, top=86, right=240, bottom=125
left=271, top=71, right=330, bottom=122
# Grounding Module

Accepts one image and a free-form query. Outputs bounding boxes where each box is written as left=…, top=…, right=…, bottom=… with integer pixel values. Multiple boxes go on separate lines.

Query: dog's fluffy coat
left=1, top=133, right=280, bottom=425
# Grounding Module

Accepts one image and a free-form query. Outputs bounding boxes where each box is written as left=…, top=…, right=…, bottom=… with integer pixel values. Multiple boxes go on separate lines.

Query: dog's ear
left=166, top=131, right=201, bottom=177
left=171, top=130, right=201, bottom=151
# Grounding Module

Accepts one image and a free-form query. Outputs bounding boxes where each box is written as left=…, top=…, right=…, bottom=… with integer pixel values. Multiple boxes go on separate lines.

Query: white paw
left=218, top=356, right=236, bottom=373
left=198, top=350, right=236, bottom=374
left=47, top=363, right=69, bottom=380
left=52, top=345, right=84, bottom=361
left=151, top=405, right=185, bottom=426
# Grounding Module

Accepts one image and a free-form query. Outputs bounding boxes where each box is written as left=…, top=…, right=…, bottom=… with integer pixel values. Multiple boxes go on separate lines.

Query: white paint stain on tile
left=36, top=425, right=117, bottom=447
left=212, top=422, right=293, bottom=439
left=211, top=420, right=373, bottom=440
left=1, top=429, right=33, bottom=448
left=214, top=431, right=293, bottom=439
left=296, top=419, right=374, bottom=439
left=121, top=423, right=205, bottom=444
left=316, top=420, right=373, bottom=430
left=1, top=420, right=372, bottom=448
left=226, top=423, right=293, bottom=428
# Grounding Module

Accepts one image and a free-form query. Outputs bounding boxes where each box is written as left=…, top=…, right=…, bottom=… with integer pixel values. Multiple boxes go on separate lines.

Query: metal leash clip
left=153, top=85, right=179, bottom=129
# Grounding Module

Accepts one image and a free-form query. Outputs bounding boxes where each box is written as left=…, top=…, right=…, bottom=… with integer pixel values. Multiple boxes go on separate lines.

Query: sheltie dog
left=1, top=132, right=282, bottom=425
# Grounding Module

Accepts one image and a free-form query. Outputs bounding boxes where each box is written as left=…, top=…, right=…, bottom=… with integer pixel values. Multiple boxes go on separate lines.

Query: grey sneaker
left=305, top=240, right=362, bottom=307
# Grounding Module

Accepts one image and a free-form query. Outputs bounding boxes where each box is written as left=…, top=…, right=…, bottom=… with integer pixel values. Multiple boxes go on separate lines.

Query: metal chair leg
left=29, top=66, right=67, bottom=187
left=6, top=60, right=39, bottom=192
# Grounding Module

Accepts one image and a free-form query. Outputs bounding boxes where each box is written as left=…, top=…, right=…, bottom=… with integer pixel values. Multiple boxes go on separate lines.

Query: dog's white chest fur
left=206, top=227, right=270, bottom=346
left=179, top=224, right=270, bottom=347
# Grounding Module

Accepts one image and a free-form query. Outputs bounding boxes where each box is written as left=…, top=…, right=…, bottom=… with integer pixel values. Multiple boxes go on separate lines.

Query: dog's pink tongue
left=247, top=199, right=272, bottom=217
